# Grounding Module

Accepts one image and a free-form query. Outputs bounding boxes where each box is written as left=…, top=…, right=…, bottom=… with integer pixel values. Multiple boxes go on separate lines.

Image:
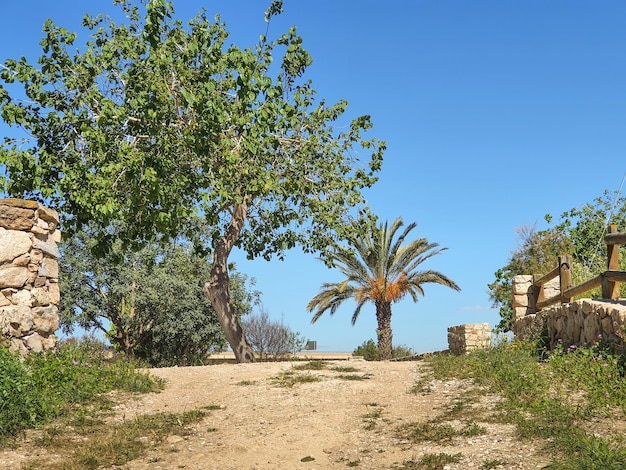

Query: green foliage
left=353, top=339, right=415, bottom=361
left=0, top=337, right=162, bottom=439
left=427, top=342, right=626, bottom=467
left=548, top=341, right=626, bottom=412
left=0, top=0, right=384, bottom=257
left=489, top=190, right=626, bottom=332
left=0, top=0, right=385, bottom=360
left=59, top=227, right=258, bottom=366
left=353, top=339, right=380, bottom=361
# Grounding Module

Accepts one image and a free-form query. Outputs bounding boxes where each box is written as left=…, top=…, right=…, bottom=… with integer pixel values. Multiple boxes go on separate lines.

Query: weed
left=362, top=406, right=384, bottom=431
left=401, top=452, right=461, bottom=469
left=337, top=374, right=371, bottom=381
left=272, top=371, right=321, bottom=388
left=0, top=337, right=163, bottom=439
left=425, top=341, right=626, bottom=467
left=396, top=421, right=458, bottom=444
left=235, top=380, right=256, bottom=386
left=481, top=458, right=505, bottom=469
left=293, top=361, right=326, bottom=371
left=332, top=366, right=361, bottom=373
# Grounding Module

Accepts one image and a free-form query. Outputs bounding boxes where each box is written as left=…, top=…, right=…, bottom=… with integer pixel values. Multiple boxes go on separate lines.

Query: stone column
left=512, top=275, right=536, bottom=321
left=0, top=198, right=61, bottom=354
left=447, top=323, right=491, bottom=355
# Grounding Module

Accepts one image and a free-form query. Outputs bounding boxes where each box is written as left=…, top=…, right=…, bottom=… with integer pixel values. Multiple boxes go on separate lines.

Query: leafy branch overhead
left=0, top=0, right=385, bottom=362
left=0, top=0, right=385, bottom=259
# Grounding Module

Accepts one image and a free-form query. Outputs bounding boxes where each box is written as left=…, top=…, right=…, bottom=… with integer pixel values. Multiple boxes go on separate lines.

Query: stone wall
left=512, top=275, right=626, bottom=350
left=447, top=323, right=491, bottom=355
left=0, top=198, right=61, bottom=354
left=515, top=299, right=626, bottom=351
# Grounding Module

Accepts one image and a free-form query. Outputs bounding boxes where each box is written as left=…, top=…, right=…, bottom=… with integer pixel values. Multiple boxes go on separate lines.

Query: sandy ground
left=0, top=359, right=553, bottom=469
left=111, top=359, right=549, bottom=470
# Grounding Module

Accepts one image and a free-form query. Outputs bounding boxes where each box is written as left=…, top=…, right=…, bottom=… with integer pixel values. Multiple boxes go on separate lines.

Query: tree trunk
left=375, top=301, right=393, bottom=360
left=203, top=202, right=255, bottom=363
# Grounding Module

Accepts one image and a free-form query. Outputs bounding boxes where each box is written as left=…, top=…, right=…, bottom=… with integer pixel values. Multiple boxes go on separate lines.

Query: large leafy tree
left=0, top=0, right=385, bottom=362
left=59, top=228, right=258, bottom=366
left=489, top=190, right=626, bottom=332
left=307, top=216, right=460, bottom=360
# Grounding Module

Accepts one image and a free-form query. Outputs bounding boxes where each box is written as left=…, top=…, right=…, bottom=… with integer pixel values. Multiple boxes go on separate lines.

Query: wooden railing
left=534, top=225, right=626, bottom=310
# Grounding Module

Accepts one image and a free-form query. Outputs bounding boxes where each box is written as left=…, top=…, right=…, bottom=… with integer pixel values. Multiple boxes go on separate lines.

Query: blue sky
left=1, top=1, right=625, bottom=353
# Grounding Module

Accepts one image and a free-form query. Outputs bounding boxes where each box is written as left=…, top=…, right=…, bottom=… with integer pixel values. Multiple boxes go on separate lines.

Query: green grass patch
left=0, top=337, right=163, bottom=440
left=272, top=370, right=321, bottom=388
left=425, top=341, right=626, bottom=467
left=293, top=361, right=326, bottom=371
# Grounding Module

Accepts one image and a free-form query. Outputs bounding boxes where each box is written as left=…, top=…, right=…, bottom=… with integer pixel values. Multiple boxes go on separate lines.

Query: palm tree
left=307, top=216, right=460, bottom=360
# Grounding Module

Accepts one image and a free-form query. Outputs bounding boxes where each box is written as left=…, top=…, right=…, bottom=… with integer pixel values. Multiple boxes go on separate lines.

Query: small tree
left=242, top=309, right=305, bottom=360
left=59, top=227, right=259, bottom=365
left=0, top=0, right=385, bottom=362
left=308, top=215, right=460, bottom=360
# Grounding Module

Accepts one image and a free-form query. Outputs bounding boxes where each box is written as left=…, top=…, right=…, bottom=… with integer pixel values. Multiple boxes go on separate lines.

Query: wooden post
left=602, top=224, right=620, bottom=299
left=533, top=274, right=543, bottom=308
left=559, top=255, right=573, bottom=303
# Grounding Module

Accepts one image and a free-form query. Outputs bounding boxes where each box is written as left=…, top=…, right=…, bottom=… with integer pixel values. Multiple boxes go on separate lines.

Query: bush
left=353, top=340, right=415, bottom=361
left=242, top=310, right=306, bottom=360
left=0, top=336, right=163, bottom=439
left=353, top=340, right=380, bottom=361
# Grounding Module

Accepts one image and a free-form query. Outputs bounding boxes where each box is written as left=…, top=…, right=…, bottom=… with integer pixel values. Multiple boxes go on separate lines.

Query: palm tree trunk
left=375, top=301, right=393, bottom=360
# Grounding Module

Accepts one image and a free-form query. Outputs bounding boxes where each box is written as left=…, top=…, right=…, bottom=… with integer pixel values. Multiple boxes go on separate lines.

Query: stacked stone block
left=0, top=198, right=61, bottom=354
left=447, top=323, right=491, bottom=355
left=515, top=299, right=626, bottom=350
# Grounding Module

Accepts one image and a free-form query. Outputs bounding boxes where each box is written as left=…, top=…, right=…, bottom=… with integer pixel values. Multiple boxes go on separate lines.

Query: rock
left=0, top=229, right=32, bottom=264
left=23, top=333, right=44, bottom=353
left=0, top=265, right=32, bottom=288
left=4, top=305, right=33, bottom=336
left=38, top=258, right=59, bottom=278
left=32, top=237, right=59, bottom=259
left=32, top=306, right=60, bottom=335
left=0, top=205, right=35, bottom=230
left=31, top=287, right=51, bottom=307
left=36, top=205, right=59, bottom=225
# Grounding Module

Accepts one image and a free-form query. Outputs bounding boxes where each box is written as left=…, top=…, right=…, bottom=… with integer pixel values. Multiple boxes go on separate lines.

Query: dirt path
left=109, top=359, right=549, bottom=470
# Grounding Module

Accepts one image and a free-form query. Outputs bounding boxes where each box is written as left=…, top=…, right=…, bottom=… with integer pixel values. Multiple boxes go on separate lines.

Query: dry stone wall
left=512, top=275, right=626, bottom=351
left=447, top=323, right=491, bottom=355
left=0, top=198, right=61, bottom=354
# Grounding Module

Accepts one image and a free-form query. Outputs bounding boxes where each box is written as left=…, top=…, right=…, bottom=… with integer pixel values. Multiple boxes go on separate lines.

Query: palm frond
left=307, top=214, right=460, bottom=328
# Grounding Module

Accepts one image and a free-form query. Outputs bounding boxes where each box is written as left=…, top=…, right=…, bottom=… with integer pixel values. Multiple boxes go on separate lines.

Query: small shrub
left=353, top=339, right=380, bottom=361
left=353, top=340, right=414, bottom=361
left=0, top=336, right=163, bottom=439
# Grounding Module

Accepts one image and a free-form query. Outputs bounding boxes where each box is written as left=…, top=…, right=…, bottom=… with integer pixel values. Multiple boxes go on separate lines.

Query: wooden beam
left=605, top=271, right=626, bottom=283
left=536, top=294, right=562, bottom=310
left=563, top=275, right=602, bottom=300
left=605, top=232, right=626, bottom=246
left=534, top=266, right=560, bottom=286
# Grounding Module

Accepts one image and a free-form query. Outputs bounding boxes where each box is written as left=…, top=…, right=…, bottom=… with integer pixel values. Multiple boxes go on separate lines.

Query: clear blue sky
left=1, top=1, right=625, bottom=353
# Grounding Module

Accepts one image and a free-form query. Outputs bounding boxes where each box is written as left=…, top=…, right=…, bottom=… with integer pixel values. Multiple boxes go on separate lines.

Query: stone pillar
left=512, top=275, right=536, bottom=321
left=447, top=323, right=491, bottom=355
left=0, top=198, right=61, bottom=354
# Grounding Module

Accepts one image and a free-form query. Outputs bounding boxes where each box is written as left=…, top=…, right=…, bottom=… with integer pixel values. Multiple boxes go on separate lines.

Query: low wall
left=513, top=275, right=626, bottom=350
left=447, top=323, right=491, bottom=355
left=515, top=299, right=626, bottom=350
left=0, top=198, right=61, bottom=354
